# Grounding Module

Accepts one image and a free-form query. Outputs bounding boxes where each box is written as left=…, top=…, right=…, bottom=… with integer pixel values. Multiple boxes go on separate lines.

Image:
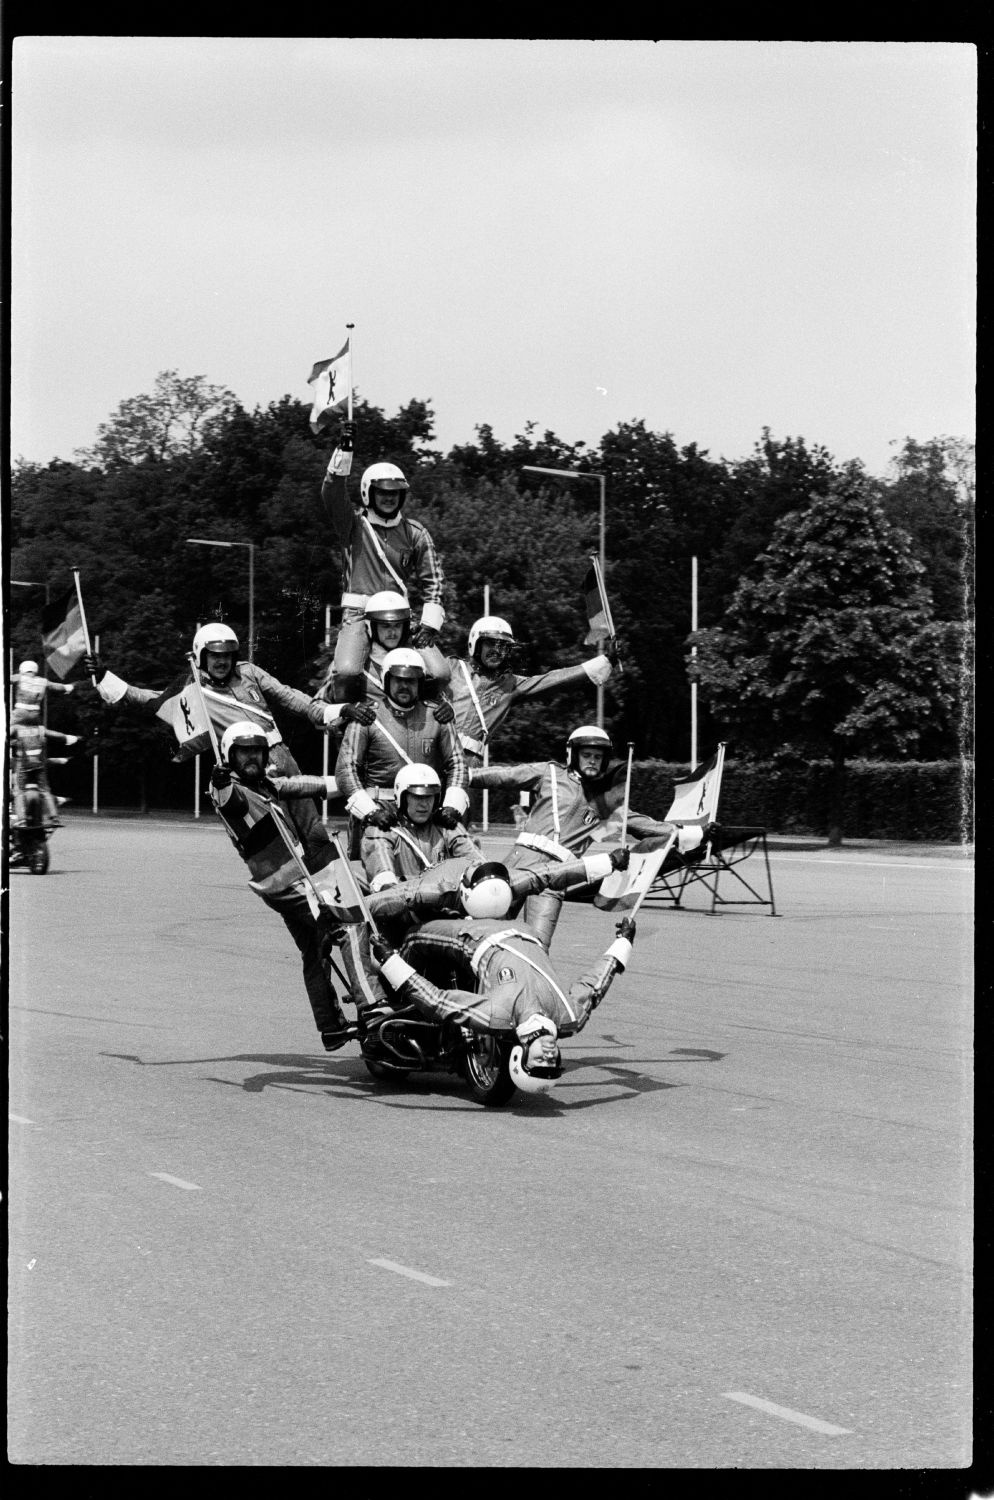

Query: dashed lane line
left=723, top=1391, right=852, bottom=1435
left=9, top=1114, right=35, bottom=1125
left=368, top=1257, right=451, bottom=1287
left=149, top=1173, right=203, bottom=1191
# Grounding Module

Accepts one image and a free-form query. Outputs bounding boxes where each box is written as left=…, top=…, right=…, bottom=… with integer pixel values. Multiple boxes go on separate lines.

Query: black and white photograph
left=6, top=37, right=976, bottom=1472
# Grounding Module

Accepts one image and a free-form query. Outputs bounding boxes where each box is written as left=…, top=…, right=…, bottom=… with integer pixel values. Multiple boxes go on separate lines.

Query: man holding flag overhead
left=319, top=413, right=446, bottom=698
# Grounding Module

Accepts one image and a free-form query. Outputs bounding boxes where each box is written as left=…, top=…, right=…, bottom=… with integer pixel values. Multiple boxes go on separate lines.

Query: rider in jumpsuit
left=320, top=420, right=446, bottom=698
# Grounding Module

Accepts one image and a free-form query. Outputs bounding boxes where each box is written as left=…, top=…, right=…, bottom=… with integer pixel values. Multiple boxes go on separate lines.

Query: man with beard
left=208, top=721, right=389, bottom=1051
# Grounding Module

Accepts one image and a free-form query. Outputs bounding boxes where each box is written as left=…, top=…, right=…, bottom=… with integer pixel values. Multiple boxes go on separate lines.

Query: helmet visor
left=370, top=478, right=408, bottom=494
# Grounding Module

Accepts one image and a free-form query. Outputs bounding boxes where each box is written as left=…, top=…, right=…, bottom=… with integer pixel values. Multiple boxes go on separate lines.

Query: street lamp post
left=521, top=465, right=607, bottom=727
left=185, top=539, right=256, bottom=661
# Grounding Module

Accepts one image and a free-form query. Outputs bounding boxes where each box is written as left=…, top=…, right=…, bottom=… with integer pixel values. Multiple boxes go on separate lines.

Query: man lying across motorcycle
left=365, top=840, right=632, bottom=950
left=360, top=761, right=485, bottom=892
left=367, top=862, right=637, bottom=1096
left=208, top=720, right=389, bottom=1051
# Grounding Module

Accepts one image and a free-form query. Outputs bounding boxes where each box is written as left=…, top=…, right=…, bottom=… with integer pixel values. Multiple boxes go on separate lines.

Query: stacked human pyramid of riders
left=83, top=421, right=698, bottom=1098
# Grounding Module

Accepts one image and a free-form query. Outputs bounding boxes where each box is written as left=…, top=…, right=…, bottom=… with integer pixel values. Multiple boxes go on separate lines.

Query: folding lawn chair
left=640, top=743, right=777, bottom=915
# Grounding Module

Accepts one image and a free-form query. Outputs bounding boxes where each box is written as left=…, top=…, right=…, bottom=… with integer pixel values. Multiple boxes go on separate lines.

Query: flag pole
left=327, top=829, right=382, bottom=939
left=72, top=569, right=97, bottom=687
left=321, top=603, right=332, bottom=824
left=691, top=555, right=698, bottom=768
left=92, top=632, right=100, bottom=814
left=629, top=836, right=677, bottom=917
left=620, top=742, right=634, bottom=844
left=589, top=554, right=616, bottom=639
left=346, top=323, right=354, bottom=422
left=185, top=653, right=222, bottom=762
left=482, top=583, right=490, bottom=833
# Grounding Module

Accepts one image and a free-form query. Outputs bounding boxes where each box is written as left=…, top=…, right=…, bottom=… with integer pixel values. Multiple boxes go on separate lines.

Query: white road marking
left=368, top=1257, right=451, bottom=1287
left=149, top=1173, right=202, bottom=1191
left=723, top=1391, right=852, bottom=1435
left=9, top=1113, right=35, bottom=1125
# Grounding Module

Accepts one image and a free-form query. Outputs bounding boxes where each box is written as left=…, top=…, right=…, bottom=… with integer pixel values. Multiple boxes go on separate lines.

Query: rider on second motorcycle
left=9, top=703, right=80, bottom=828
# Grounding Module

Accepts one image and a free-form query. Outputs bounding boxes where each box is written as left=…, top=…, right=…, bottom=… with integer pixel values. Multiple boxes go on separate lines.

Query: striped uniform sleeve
left=438, top=722, right=470, bottom=815
left=467, top=761, right=547, bottom=791
left=333, top=722, right=378, bottom=819
left=409, top=518, right=445, bottom=631
left=506, top=658, right=612, bottom=705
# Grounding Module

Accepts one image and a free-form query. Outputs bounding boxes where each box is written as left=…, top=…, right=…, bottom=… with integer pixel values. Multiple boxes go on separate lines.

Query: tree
left=690, top=467, right=954, bottom=844
left=75, top=370, right=238, bottom=468
left=879, top=436, right=975, bottom=622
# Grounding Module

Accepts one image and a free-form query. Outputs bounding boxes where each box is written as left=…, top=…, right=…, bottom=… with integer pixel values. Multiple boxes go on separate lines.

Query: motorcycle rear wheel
left=461, top=1031, right=516, bottom=1107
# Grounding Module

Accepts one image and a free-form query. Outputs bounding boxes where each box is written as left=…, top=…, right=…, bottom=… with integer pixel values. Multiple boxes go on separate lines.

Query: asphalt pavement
left=7, top=814, right=975, bottom=1469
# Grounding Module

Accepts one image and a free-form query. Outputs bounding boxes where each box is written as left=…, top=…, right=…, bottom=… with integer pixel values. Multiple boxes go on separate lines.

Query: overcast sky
left=9, top=37, right=976, bottom=476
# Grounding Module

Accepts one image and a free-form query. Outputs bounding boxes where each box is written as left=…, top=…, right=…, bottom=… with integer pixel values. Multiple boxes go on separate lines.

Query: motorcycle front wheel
left=28, top=837, right=50, bottom=875
left=461, top=1031, right=516, bottom=1107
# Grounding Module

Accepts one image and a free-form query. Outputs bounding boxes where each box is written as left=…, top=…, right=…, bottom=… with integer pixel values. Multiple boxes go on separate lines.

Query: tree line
left=9, top=371, right=974, bottom=817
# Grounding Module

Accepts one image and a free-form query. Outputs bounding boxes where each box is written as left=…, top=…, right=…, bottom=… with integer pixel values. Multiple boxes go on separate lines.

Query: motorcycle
left=8, top=765, right=54, bottom=875
left=360, top=1003, right=518, bottom=1107
left=350, top=943, right=518, bottom=1106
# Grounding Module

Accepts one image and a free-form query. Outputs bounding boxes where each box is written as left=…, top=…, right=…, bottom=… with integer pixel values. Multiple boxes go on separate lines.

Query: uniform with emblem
left=88, top=623, right=348, bottom=848
left=470, top=737, right=675, bottom=949
left=318, top=591, right=449, bottom=707
left=334, top=649, right=470, bottom=854
left=366, top=845, right=623, bottom=948
left=209, top=735, right=386, bottom=1044
left=321, top=427, right=445, bottom=691
left=359, top=761, right=482, bottom=893
left=376, top=912, right=632, bottom=1040
left=444, top=616, right=614, bottom=766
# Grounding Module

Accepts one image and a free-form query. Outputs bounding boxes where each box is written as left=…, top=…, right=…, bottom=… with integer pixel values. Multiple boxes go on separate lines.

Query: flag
left=583, top=562, right=611, bottom=645
left=307, top=339, right=351, bottom=434
left=594, top=845, right=670, bottom=912
left=268, top=802, right=366, bottom=922
left=667, top=748, right=722, bottom=825
left=41, top=591, right=87, bottom=679
left=148, top=674, right=276, bottom=762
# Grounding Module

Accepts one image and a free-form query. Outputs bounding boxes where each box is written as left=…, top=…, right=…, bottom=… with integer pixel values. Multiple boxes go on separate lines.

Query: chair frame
left=642, top=744, right=778, bottom=916
left=641, top=825, right=777, bottom=915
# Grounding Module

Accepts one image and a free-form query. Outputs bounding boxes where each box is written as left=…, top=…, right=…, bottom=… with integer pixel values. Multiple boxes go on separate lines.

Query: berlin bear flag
left=41, top=591, right=87, bottom=679
left=149, top=674, right=276, bottom=763
left=308, top=338, right=352, bottom=434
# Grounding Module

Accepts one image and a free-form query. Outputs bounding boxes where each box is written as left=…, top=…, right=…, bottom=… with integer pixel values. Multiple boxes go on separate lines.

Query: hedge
left=471, top=756, right=973, bottom=842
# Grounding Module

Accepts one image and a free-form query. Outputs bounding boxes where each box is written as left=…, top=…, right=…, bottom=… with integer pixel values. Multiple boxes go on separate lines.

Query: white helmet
left=467, top=616, right=516, bottom=665
left=381, top=647, right=425, bottom=703
left=508, top=1015, right=562, bottom=1095
left=365, top=590, right=411, bottom=625
left=193, top=622, right=240, bottom=669
left=360, top=462, right=409, bottom=510
left=394, top=762, right=442, bottom=818
left=220, top=719, right=270, bottom=763
left=459, top=861, right=514, bottom=919
left=18, top=660, right=39, bottom=676
left=566, top=723, right=612, bottom=777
